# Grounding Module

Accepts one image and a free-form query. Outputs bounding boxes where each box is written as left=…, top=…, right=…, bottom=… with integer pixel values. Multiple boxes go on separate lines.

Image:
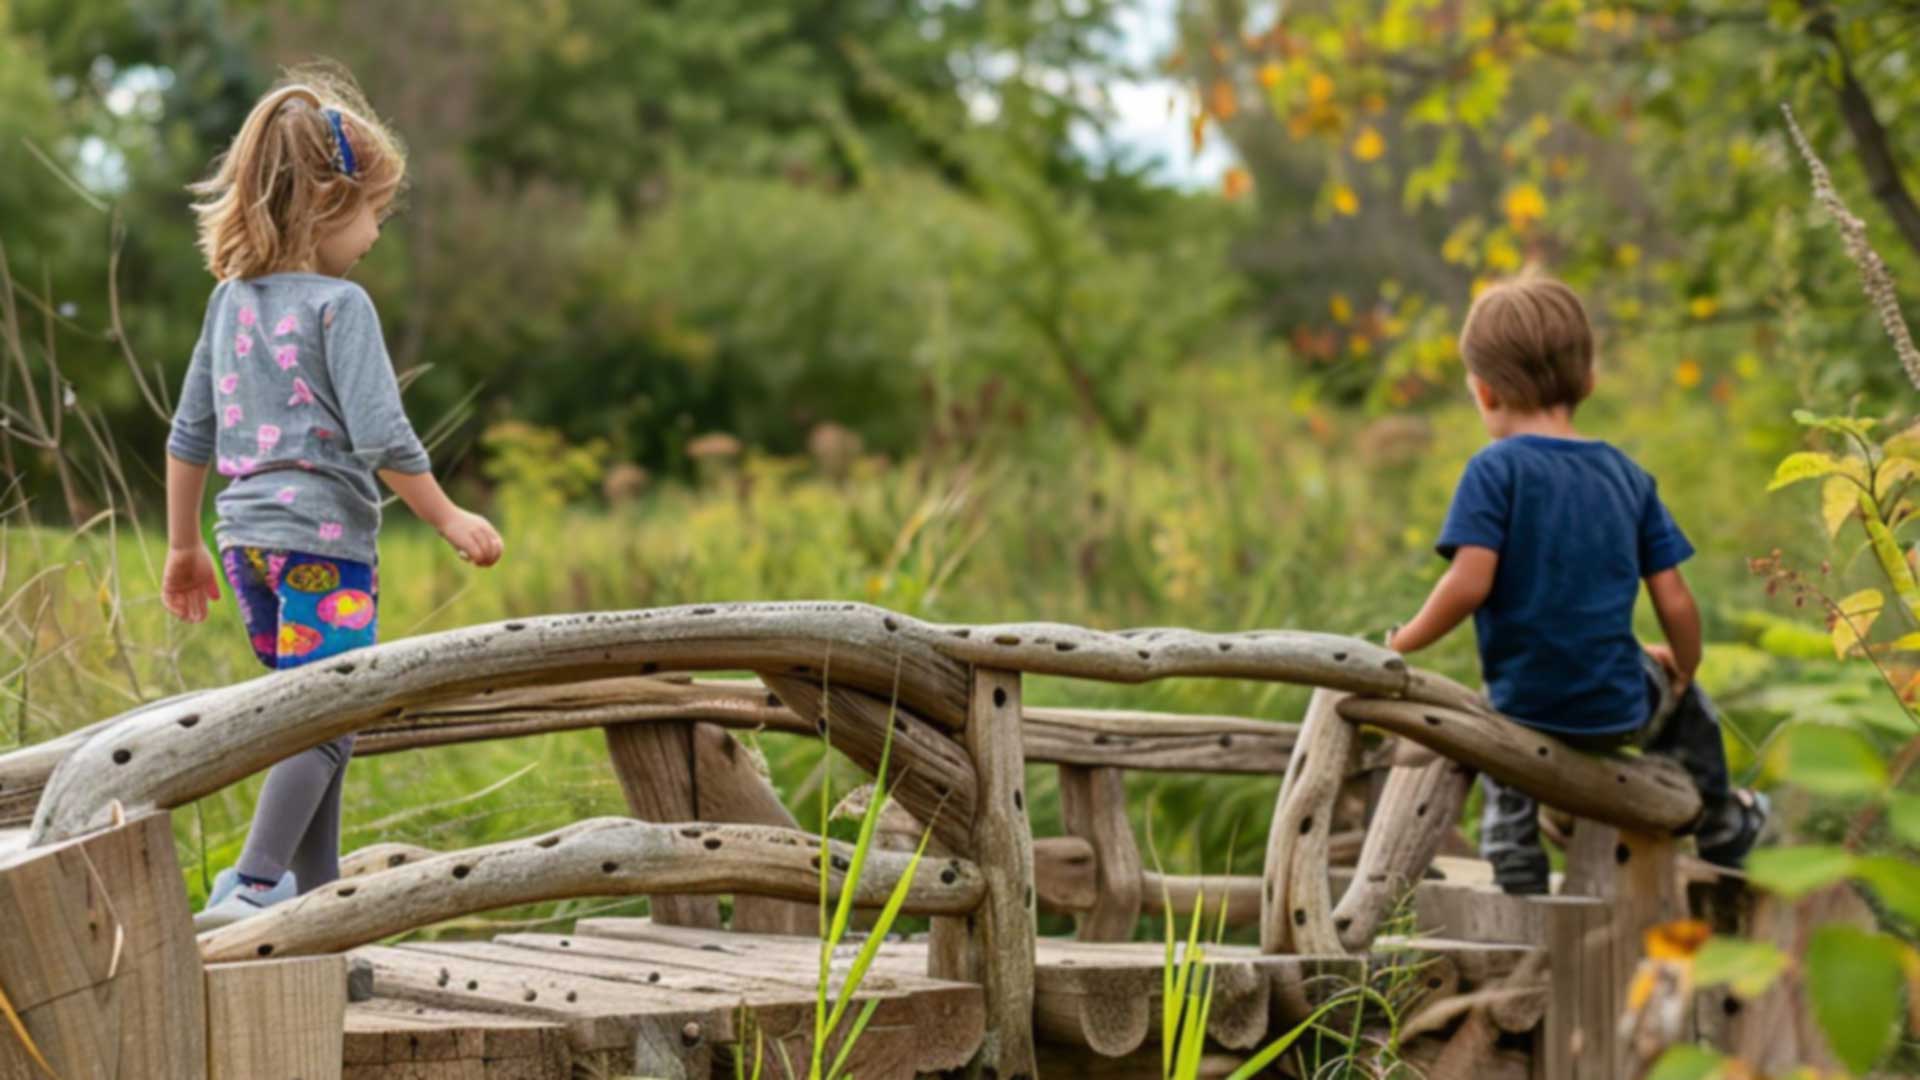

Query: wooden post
left=603, top=722, right=722, bottom=928
left=1332, top=755, right=1472, bottom=949
left=690, top=721, right=814, bottom=934
left=0, top=811, right=206, bottom=1079
left=1056, top=765, right=1142, bottom=941
left=205, top=956, right=347, bottom=1080
left=929, top=667, right=1036, bottom=1080
left=1259, top=688, right=1352, bottom=954
left=1536, top=895, right=1612, bottom=1080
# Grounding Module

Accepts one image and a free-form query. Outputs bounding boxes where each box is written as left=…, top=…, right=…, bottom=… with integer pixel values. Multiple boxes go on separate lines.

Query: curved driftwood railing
left=0, top=600, right=1736, bottom=1080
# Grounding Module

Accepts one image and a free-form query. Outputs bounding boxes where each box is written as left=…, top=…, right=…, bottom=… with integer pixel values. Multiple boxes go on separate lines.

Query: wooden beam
left=759, top=674, right=978, bottom=856
left=690, top=721, right=814, bottom=934
left=206, top=957, right=347, bottom=1080
left=1335, top=697, right=1701, bottom=832
left=197, top=818, right=986, bottom=963
left=1332, top=756, right=1473, bottom=949
left=929, top=667, right=1036, bottom=1080
left=604, top=722, right=721, bottom=929
left=31, top=602, right=978, bottom=843
left=1057, top=765, right=1142, bottom=941
left=0, top=811, right=206, bottom=1079
left=1023, top=709, right=1296, bottom=773
left=1260, top=688, right=1352, bottom=954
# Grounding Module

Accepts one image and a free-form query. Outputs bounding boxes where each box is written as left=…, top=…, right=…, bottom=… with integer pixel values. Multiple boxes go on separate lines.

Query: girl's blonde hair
left=189, top=64, right=406, bottom=281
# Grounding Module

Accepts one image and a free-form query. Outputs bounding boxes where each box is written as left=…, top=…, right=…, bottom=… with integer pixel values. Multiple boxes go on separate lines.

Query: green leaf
left=1746, top=845, right=1855, bottom=898
left=1768, top=451, right=1847, bottom=491
left=1770, top=723, right=1887, bottom=797
left=1853, top=856, right=1920, bottom=925
left=1792, top=410, right=1878, bottom=437
left=1889, top=793, right=1920, bottom=846
left=1643, top=1044, right=1724, bottom=1080
left=1693, top=937, right=1790, bottom=999
left=1829, top=588, right=1884, bottom=658
left=1806, top=925, right=1903, bottom=1074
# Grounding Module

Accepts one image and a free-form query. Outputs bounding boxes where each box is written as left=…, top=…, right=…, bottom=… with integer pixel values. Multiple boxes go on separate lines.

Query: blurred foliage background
left=2, top=2, right=1920, bottom=1046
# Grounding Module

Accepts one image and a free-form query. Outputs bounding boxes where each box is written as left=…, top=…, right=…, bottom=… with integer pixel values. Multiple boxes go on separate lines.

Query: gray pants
left=235, top=734, right=355, bottom=892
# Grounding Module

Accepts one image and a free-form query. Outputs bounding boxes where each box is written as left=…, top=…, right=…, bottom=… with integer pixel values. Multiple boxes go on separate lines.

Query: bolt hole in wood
left=703, top=838, right=722, bottom=850
left=993, top=687, right=1008, bottom=709
left=112, top=748, right=132, bottom=765
left=1333, top=652, right=1348, bottom=662
left=941, top=868, right=958, bottom=885
left=257, top=945, right=274, bottom=957
left=177, top=714, right=200, bottom=729
left=337, top=887, right=357, bottom=898
left=1299, top=816, right=1315, bottom=835
left=452, top=865, right=471, bottom=880
left=1013, top=790, right=1024, bottom=811
left=536, top=836, right=559, bottom=848
left=466, top=980, right=479, bottom=991
left=1292, top=909, right=1307, bottom=926
left=1615, top=843, right=1631, bottom=865
left=602, top=862, right=618, bottom=874
left=1536, top=745, right=1550, bottom=757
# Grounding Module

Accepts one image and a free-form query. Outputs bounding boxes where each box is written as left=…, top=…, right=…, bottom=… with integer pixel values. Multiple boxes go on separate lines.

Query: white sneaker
left=194, top=870, right=298, bottom=932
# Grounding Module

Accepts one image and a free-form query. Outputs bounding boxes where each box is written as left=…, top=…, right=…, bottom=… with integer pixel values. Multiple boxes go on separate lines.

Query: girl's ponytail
left=189, top=66, right=406, bottom=281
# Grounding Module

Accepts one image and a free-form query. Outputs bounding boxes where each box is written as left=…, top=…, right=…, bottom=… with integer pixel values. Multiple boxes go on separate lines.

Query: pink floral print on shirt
left=275, top=486, right=297, bottom=504
left=273, top=314, right=298, bottom=336
left=317, top=522, right=345, bottom=542
left=274, top=345, right=298, bottom=371
left=222, top=404, right=243, bottom=428
left=287, top=377, right=314, bottom=407
left=216, top=455, right=258, bottom=477
left=237, top=307, right=257, bottom=328
left=234, top=332, right=253, bottom=358
left=256, top=424, right=281, bottom=454
left=218, top=373, right=239, bottom=395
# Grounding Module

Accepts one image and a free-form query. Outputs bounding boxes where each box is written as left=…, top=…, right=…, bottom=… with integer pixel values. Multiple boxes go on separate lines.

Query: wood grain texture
left=0, top=811, right=205, bottom=1080
left=205, top=956, right=347, bottom=1080
left=343, top=998, right=571, bottom=1079
left=1335, top=697, right=1702, bottom=831
left=1056, top=765, right=1141, bottom=941
left=1332, top=755, right=1473, bottom=949
left=604, top=722, right=720, bottom=928
left=197, top=818, right=985, bottom=962
left=690, top=721, right=815, bottom=934
left=1260, top=688, right=1352, bottom=954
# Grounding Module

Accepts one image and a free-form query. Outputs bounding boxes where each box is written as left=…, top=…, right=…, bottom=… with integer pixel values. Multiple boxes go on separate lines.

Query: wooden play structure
left=0, top=602, right=1833, bottom=1078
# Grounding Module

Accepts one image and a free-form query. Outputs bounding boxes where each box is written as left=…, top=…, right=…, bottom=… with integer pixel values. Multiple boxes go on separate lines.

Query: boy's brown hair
left=1458, top=272, right=1595, bottom=412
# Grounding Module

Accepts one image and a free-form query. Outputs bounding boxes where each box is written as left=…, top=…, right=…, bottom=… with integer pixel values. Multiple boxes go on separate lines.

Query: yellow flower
left=1307, top=72, right=1334, bottom=104
left=1349, top=333, right=1373, bottom=357
left=1616, top=243, right=1641, bottom=268
left=1471, top=277, right=1493, bottom=299
left=1258, top=62, right=1283, bottom=89
left=1503, top=183, right=1547, bottom=232
left=1689, top=295, right=1719, bottom=320
left=1332, top=184, right=1359, bottom=216
left=1590, top=8, right=1618, bottom=32
left=1329, top=293, right=1352, bottom=324
left=1735, top=352, right=1761, bottom=379
left=1352, top=125, right=1385, bottom=162
left=1529, top=113, right=1551, bottom=138
left=1674, top=359, right=1703, bottom=388
left=1485, top=236, right=1521, bottom=272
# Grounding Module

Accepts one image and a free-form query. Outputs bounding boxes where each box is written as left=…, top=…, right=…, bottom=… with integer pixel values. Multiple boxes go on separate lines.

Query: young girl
left=160, top=68, right=503, bottom=931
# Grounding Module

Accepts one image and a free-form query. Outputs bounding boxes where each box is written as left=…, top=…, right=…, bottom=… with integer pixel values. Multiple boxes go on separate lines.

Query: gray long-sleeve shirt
left=168, top=273, right=430, bottom=565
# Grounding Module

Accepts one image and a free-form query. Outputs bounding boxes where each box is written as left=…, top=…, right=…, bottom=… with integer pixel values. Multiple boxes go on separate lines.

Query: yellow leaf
left=1823, top=475, right=1858, bottom=538
left=1308, top=72, right=1334, bottom=104
left=1674, top=359, right=1702, bottom=389
left=1222, top=167, right=1253, bottom=201
left=1329, top=293, right=1352, bottom=324
left=1352, top=125, right=1385, bottom=162
left=1503, top=183, right=1546, bottom=231
left=1888, top=632, right=1920, bottom=653
left=1258, top=62, right=1283, bottom=89
left=1735, top=352, right=1761, bottom=379
left=1645, top=920, right=1711, bottom=962
left=1878, top=457, right=1917, bottom=492
left=1349, top=333, right=1372, bottom=357
left=1832, top=588, right=1884, bottom=658
left=1767, top=451, right=1846, bottom=491
left=1331, top=184, right=1359, bottom=216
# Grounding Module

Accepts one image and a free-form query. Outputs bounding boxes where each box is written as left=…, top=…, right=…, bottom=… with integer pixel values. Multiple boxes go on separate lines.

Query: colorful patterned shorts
left=220, top=546, right=378, bottom=670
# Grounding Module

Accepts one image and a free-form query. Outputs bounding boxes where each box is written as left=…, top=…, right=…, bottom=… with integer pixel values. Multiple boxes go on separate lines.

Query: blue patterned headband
left=324, top=107, right=358, bottom=177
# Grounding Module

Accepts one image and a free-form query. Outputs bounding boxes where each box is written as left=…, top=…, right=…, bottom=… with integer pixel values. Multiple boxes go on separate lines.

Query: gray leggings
left=235, top=734, right=355, bottom=892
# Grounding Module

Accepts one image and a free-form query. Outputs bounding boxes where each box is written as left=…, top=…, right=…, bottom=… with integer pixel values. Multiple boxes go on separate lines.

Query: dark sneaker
left=1488, top=848, right=1551, bottom=896
left=1697, top=789, right=1770, bottom=869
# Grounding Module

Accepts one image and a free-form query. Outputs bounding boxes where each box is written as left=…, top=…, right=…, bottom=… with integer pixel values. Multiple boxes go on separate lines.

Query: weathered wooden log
left=1562, top=821, right=1687, bottom=1077
left=1332, top=755, right=1474, bottom=949
left=1057, top=765, right=1142, bottom=941
left=31, top=602, right=980, bottom=843
left=1334, top=697, right=1702, bottom=832
left=1260, top=688, right=1353, bottom=955
left=1022, top=709, right=1297, bottom=774
left=1142, top=871, right=1262, bottom=928
left=759, top=674, right=978, bottom=856
left=690, top=721, right=815, bottom=934
left=197, top=818, right=986, bottom=963
left=0, top=811, right=206, bottom=1078
left=605, top=722, right=721, bottom=928
left=206, top=956, right=347, bottom=1080
left=928, top=668, right=1036, bottom=1080
left=1035, top=835, right=1100, bottom=914
left=339, top=842, right=438, bottom=879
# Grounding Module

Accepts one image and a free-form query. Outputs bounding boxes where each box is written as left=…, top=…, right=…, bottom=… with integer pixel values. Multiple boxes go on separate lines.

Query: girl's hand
left=161, top=546, right=222, bottom=623
left=437, top=508, right=504, bottom=567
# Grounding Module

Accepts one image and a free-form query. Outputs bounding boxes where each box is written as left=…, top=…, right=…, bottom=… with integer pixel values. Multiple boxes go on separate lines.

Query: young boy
left=1387, top=273, right=1767, bottom=894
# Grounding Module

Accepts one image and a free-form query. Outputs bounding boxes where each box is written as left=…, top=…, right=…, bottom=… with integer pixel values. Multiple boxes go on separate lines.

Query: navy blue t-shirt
left=1436, top=435, right=1694, bottom=735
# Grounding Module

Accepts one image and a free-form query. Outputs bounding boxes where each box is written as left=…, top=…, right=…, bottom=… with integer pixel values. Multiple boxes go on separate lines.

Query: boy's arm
left=1389, top=545, right=1498, bottom=653
left=1644, top=567, right=1702, bottom=693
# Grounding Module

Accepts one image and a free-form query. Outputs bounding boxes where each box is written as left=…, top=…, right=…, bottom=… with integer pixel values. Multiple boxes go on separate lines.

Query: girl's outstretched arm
left=162, top=453, right=222, bottom=622
left=378, top=467, right=504, bottom=567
